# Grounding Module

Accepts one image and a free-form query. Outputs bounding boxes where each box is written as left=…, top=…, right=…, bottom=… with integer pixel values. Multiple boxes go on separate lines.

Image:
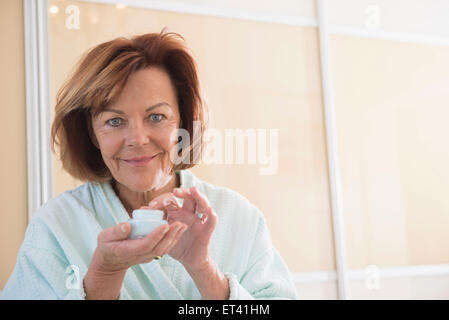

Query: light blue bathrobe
left=1, top=170, right=297, bottom=300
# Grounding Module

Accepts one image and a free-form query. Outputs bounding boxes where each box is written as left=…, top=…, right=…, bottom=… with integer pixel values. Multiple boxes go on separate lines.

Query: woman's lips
left=123, top=154, right=158, bottom=167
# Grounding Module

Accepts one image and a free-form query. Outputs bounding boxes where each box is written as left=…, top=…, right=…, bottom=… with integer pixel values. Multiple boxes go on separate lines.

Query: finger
left=148, top=193, right=180, bottom=209
left=99, top=222, right=131, bottom=243
left=165, top=225, right=188, bottom=254
left=124, top=223, right=170, bottom=253
left=189, top=186, right=211, bottom=216
left=186, top=186, right=214, bottom=224
left=152, top=223, right=187, bottom=256
left=148, top=193, right=182, bottom=218
left=162, top=194, right=182, bottom=211
left=173, top=188, right=196, bottom=212
left=165, top=208, right=194, bottom=225
left=203, top=206, right=218, bottom=229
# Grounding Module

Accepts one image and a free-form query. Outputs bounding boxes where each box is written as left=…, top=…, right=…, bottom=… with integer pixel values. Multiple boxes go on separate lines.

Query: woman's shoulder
left=32, top=181, right=98, bottom=220
left=28, top=182, right=99, bottom=232
left=23, top=181, right=104, bottom=252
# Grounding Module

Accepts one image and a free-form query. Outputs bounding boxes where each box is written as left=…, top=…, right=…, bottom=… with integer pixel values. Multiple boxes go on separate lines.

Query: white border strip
left=24, top=0, right=53, bottom=221
left=292, top=264, right=449, bottom=284
left=316, top=0, right=348, bottom=300
left=329, top=25, right=449, bottom=47
left=78, top=0, right=317, bottom=27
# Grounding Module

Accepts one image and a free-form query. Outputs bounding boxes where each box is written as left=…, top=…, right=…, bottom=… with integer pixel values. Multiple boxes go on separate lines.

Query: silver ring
left=195, top=211, right=204, bottom=219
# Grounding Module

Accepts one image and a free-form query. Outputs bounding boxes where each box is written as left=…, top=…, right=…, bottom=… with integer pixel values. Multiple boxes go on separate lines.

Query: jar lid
left=132, top=209, right=164, bottom=220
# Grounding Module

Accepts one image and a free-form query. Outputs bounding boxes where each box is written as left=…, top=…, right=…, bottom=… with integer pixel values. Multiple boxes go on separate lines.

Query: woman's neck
left=111, top=172, right=180, bottom=217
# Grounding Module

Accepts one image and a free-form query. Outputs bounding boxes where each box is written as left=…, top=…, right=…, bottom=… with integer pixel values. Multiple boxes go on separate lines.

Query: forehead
left=110, top=67, right=179, bottom=112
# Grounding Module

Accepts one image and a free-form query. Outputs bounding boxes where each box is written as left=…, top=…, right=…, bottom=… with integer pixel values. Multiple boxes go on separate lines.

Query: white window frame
left=24, top=0, right=53, bottom=223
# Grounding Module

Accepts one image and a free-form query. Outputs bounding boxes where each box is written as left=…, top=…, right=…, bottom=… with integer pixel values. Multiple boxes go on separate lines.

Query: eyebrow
left=102, top=102, right=171, bottom=115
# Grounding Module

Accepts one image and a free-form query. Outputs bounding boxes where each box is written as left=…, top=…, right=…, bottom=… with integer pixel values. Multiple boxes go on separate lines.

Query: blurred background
left=1, top=0, right=449, bottom=299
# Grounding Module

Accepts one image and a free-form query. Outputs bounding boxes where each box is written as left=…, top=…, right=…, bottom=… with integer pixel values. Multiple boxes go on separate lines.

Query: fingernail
left=121, top=223, right=126, bottom=233
left=163, top=226, right=169, bottom=235
left=149, top=200, right=157, bottom=207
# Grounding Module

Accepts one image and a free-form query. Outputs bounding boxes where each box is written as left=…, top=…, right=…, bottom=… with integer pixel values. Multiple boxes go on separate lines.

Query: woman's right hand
left=93, top=220, right=187, bottom=272
left=84, top=220, right=187, bottom=299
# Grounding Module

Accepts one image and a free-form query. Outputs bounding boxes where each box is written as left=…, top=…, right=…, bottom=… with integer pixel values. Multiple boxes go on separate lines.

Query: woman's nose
left=125, top=122, right=150, bottom=146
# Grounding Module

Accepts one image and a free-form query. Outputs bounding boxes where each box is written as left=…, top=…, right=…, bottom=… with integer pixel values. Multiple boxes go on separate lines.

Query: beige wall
left=331, top=35, right=449, bottom=268
left=0, top=0, right=27, bottom=289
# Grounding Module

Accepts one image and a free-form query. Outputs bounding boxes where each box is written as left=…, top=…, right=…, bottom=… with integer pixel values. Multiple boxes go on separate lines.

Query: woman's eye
left=106, top=114, right=164, bottom=127
left=106, top=118, right=122, bottom=127
left=150, top=114, right=164, bottom=122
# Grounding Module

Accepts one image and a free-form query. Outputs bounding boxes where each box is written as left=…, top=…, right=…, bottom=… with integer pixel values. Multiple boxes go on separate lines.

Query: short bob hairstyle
left=51, top=29, right=206, bottom=183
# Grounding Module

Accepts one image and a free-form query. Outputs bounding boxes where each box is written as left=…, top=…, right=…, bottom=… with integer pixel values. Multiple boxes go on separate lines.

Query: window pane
left=331, top=34, right=449, bottom=297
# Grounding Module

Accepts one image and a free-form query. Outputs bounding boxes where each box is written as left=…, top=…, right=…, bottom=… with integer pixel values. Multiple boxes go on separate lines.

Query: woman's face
left=90, top=67, right=181, bottom=192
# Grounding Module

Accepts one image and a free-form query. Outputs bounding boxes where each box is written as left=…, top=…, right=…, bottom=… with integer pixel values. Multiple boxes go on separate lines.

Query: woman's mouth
left=123, top=154, right=158, bottom=167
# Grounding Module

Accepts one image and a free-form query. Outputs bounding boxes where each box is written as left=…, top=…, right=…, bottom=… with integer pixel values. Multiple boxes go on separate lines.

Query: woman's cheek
left=159, top=138, right=178, bottom=171
left=152, top=124, right=178, bottom=149
left=97, top=131, right=122, bottom=159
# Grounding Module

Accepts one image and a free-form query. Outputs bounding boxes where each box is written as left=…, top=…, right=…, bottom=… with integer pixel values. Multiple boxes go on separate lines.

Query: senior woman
left=1, top=30, right=297, bottom=300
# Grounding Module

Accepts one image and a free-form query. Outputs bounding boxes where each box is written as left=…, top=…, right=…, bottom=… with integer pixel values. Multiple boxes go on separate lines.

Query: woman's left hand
left=145, top=186, right=218, bottom=273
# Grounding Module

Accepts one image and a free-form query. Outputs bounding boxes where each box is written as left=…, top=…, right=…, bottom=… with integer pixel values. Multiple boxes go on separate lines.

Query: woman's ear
left=86, top=114, right=100, bottom=149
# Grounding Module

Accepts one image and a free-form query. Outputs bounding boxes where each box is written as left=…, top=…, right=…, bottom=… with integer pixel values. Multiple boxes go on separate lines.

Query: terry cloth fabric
left=1, top=170, right=298, bottom=300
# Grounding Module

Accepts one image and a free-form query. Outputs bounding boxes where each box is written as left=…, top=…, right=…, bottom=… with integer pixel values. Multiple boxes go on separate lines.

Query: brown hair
left=51, top=29, right=206, bottom=183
